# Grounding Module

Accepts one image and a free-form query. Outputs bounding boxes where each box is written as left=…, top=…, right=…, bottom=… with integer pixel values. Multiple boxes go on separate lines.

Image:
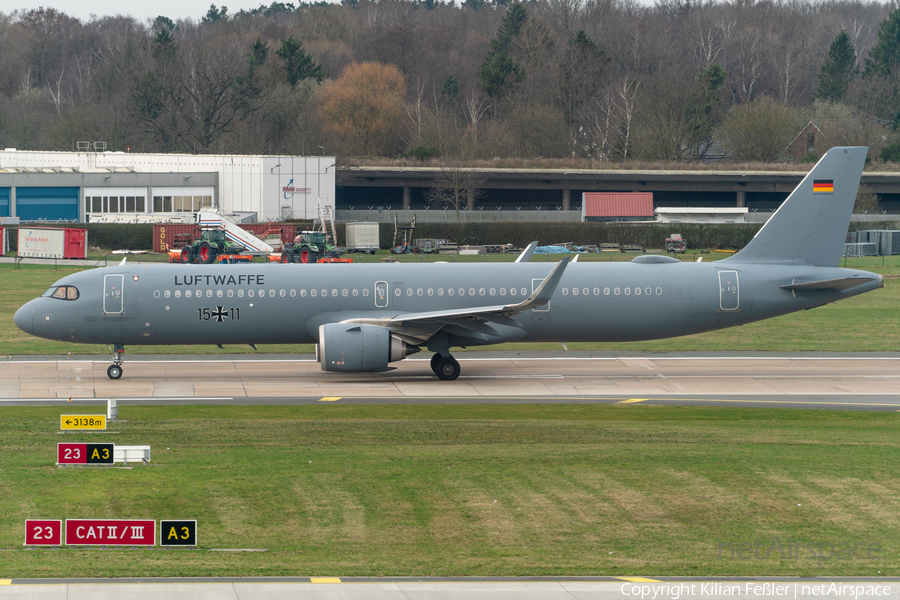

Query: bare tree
left=854, top=184, right=880, bottom=214
left=424, top=161, right=487, bottom=219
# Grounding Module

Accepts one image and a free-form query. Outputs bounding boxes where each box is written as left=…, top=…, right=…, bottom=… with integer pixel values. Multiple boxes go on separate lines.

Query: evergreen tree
left=815, top=31, right=857, bottom=102
left=249, top=37, right=269, bottom=68
left=686, top=63, right=727, bottom=158
left=153, top=15, right=177, bottom=33
left=558, top=30, right=605, bottom=123
left=276, top=36, right=324, bottom=87
left=201, top=4, right=228, bottom=24
left=480, top=3, right=527, bottom=98
left=441, top=75, right=460, bottom=100
left=151, top=28, right=177, bottom=61
left=864, top=7, right=900, bottom=79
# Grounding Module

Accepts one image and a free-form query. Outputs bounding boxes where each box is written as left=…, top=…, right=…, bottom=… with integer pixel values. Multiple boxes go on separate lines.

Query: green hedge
left=24, top=219, right=900, bottom=252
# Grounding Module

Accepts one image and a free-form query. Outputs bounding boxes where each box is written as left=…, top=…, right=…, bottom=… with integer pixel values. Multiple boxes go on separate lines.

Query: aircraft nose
left=14, top=302, right=33, bottom=335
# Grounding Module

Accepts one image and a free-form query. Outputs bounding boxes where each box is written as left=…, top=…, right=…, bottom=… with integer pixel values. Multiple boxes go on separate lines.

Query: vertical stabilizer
left=724, top=146, right=867, bottom=267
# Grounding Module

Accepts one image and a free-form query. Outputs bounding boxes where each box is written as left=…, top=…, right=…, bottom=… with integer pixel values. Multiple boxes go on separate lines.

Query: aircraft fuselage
left=15, top=260, right=882, bottom=348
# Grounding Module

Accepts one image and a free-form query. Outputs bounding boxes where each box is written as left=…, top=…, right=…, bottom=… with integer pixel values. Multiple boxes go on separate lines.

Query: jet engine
left=318, top=323, right=418, bottom=372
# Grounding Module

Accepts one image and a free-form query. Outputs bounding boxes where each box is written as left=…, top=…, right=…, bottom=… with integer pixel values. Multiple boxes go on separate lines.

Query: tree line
left=1, top=0, right=899, bottom=163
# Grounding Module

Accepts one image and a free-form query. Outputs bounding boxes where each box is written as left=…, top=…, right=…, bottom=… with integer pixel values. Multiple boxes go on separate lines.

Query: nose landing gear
left=107, top=344, right=125, bottom=380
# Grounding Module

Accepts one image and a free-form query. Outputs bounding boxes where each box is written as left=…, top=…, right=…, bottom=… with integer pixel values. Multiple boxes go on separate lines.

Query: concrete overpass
left=336, top=166, right=900, bottom=215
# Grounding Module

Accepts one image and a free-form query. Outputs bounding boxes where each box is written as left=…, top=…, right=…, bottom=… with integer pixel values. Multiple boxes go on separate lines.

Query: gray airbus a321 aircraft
left=14, top=146, right=883, bottom=381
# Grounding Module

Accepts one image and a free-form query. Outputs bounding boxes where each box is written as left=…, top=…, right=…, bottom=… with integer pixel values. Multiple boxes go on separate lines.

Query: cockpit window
left=44, top=286, right=79, bottom=300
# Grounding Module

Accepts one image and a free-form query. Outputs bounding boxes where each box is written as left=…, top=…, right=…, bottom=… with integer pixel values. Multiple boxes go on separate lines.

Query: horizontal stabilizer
left=780, top=276, right=878, bottom=291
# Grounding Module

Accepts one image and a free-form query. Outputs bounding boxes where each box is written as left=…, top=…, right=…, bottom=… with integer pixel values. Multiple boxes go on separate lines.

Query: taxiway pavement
left=2, top=352, right=899, bottom=411
left=1, top=578, right=898, bottom=600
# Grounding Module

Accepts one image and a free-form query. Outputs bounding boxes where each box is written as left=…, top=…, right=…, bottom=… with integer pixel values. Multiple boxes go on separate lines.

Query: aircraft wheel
left=435, top=356, right=461, bottom=381
left=107, top=364, right=123, bottom=380
left=430, top=353, right=442, bottom=374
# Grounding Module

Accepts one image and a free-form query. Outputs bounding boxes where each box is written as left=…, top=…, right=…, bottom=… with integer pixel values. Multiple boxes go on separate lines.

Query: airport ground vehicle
left=665, top=234, right=686, bottom=253
left=181, top=212, right=275, bottom=264
left=281, top=231, right=342, bottom=263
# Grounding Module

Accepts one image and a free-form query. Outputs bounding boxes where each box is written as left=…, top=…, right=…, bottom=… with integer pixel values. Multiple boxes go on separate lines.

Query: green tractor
left=180, top=229, right=243, bottom=264
left=281, top=231, right=339, bottom=264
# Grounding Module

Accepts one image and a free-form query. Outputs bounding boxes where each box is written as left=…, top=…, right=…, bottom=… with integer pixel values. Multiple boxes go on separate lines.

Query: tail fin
left=725, top=146, right=867, bottom=267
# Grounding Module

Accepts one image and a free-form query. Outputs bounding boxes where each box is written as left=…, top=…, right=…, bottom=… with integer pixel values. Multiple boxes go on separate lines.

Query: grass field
left=1, top=254, right=898, bottom=355
left=0, top=404, right=897, bottom=577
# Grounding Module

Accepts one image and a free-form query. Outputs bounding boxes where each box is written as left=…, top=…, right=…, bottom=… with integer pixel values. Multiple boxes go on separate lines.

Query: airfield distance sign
left=60, top=415, right=106, bottom=430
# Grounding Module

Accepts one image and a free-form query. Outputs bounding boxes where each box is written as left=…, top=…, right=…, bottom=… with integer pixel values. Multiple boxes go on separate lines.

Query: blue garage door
left=16, top=187, right=79, bottom=221
left=0, top=188, right=9, bottom=218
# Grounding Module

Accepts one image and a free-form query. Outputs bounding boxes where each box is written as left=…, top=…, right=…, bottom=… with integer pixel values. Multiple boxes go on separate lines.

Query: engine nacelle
left=318, top=323, right=417, bottom=372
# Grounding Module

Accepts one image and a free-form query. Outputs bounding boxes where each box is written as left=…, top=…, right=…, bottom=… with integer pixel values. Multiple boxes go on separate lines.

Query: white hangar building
left=0, top=149, right=336, bottom=223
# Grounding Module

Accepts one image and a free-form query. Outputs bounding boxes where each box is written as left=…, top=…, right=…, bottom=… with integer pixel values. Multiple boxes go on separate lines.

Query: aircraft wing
left=380, top=257, right=571, bottom=344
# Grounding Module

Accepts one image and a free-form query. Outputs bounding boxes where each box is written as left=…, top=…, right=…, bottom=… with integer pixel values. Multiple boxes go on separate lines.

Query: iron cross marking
left=211, top=306, right=228, bottom=322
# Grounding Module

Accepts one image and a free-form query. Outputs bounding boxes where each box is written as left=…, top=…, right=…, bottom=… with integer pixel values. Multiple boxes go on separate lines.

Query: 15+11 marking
left=198, top=307, right=240, bottom=322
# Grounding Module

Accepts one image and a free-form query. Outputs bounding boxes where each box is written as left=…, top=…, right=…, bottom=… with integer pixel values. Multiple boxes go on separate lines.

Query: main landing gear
left=107, top=344, right=125, bottom=380
left=430, top=353, right=461, bottom=381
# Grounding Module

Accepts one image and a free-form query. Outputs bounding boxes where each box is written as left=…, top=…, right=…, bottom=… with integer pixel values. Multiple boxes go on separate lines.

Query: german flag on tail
left=813, top=179, right=834, bottom=193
